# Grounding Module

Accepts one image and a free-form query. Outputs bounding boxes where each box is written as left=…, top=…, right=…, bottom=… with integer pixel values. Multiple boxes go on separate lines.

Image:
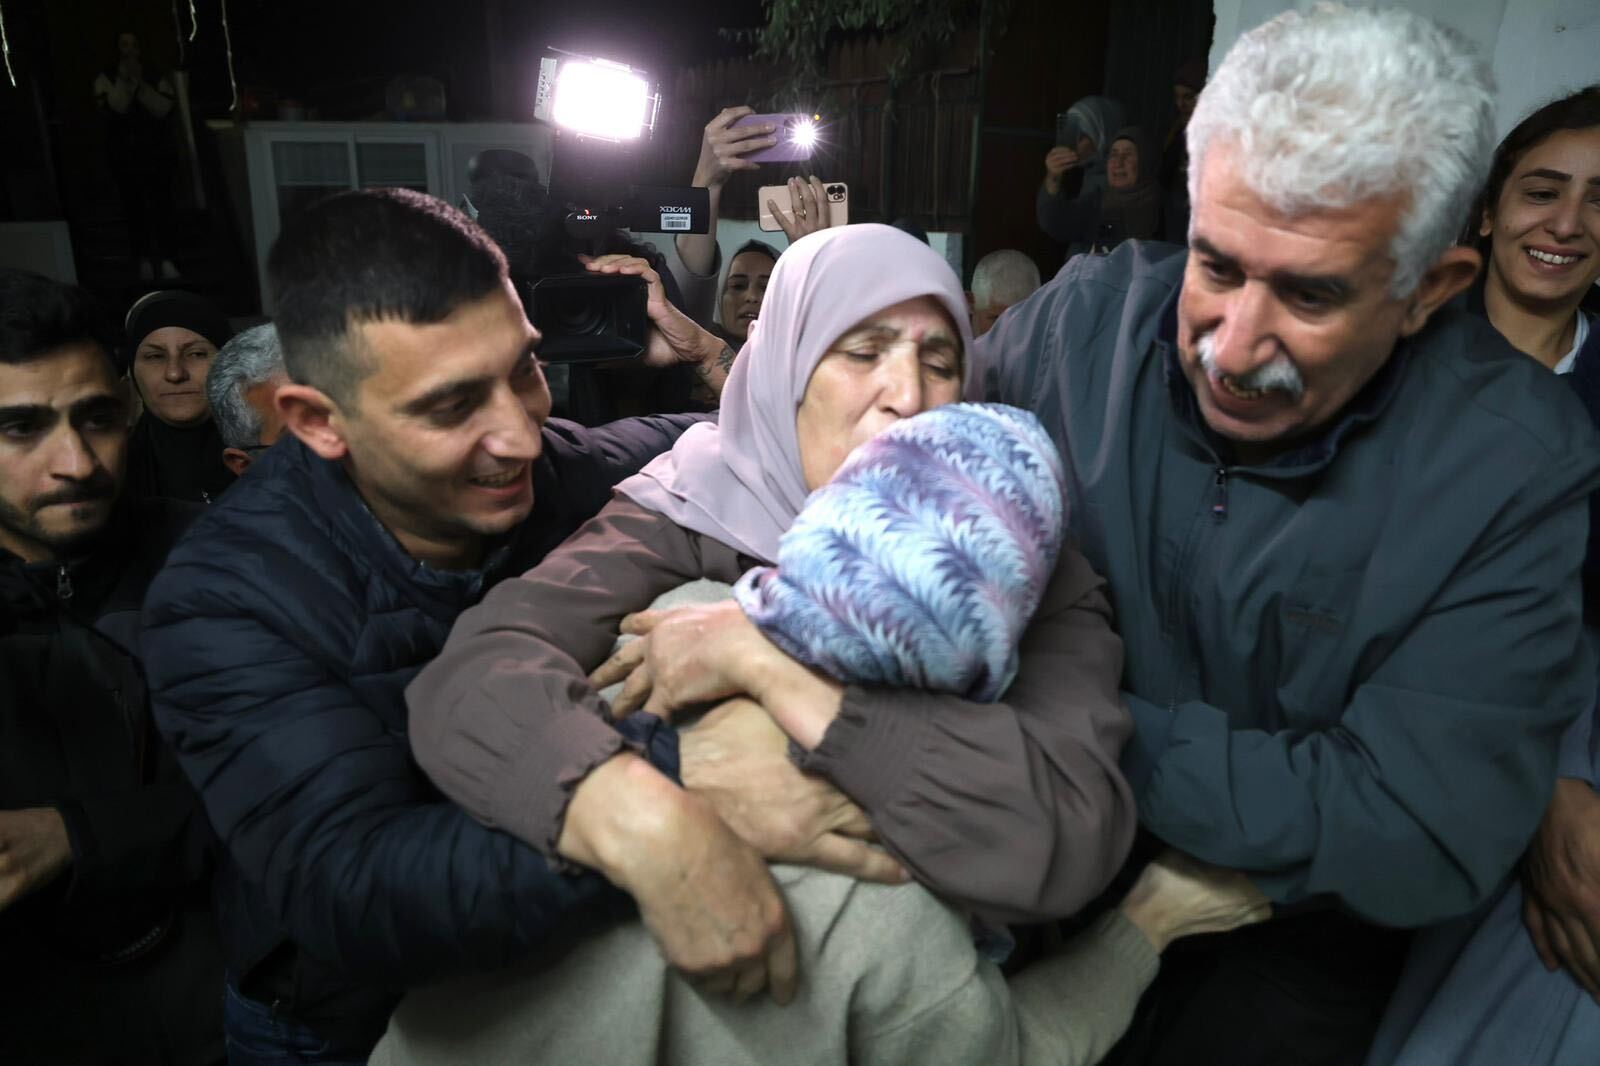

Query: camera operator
left=469, top=160, right=733, bottom=424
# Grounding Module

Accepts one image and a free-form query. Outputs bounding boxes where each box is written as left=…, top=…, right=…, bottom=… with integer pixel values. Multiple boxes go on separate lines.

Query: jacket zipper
left=1212, top=467, right=1229, bottom=521
left=56, top=564, right=74, bottom=601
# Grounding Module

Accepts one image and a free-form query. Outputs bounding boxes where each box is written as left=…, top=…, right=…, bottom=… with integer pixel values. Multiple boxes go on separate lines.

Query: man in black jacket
left=0, top=270, right=223, bottom=1065
left=142, top=188, right=786, bottom=1062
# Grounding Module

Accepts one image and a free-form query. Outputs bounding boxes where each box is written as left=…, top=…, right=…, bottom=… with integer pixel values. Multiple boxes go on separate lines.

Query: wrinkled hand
left=631, top=790, right=797, bottom=1002
left=767, top=176, right=838, bottom=242
left=682, top=699, right=906, bottom=884
left=558, top=755, right=797, bottom=1003
left=1524, top=778, right=1600, bottom=1000
left=1118, top=849, right=1272, bottom=953
left=693, top=106, right=777, bottom=189
left=581, top=254, right=713, bottom=370
left=0, top=808, right=72, bottom=913
left=1044, top=146, right=1081, bottom=178
left=590, top=600, right=765, bottom=719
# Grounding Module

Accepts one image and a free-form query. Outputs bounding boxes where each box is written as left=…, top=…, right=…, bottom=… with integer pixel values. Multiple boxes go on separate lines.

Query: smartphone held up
left=732, top=112, right=821, bottom=162
left=758, top=182, right=849, bottom=233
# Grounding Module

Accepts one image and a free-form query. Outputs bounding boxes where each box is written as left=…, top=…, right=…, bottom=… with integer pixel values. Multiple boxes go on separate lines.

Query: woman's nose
left=878, top=353, right=924, bottom=416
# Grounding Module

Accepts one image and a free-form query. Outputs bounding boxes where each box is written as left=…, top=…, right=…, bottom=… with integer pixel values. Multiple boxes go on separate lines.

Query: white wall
left=1209, top=0, right=1599, bottom=137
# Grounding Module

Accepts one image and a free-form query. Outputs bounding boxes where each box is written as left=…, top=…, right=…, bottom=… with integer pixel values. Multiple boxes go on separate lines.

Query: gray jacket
left=969, top=241, right=1600, bottom=927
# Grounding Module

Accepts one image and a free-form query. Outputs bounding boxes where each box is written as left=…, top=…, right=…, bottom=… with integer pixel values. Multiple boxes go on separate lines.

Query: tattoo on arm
left=692, top=345, right=736, bottom=381
left=690, top=345, right=737, bottom=405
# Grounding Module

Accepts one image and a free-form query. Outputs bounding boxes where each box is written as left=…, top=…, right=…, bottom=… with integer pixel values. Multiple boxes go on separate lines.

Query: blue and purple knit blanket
left=734, top=402, right=1067, bottom=701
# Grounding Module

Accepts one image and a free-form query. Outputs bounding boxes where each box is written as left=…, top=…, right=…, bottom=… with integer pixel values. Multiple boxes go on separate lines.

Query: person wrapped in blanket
left=734, top=401, right=1062, bottom=704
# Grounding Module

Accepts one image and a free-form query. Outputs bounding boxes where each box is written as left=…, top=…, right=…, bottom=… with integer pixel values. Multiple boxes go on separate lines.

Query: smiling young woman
left=1476, top=87, right=1600, bottom=371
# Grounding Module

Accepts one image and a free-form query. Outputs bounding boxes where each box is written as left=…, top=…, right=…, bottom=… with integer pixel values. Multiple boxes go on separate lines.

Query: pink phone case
left=732, top=113, right=817, bottom=163
left=758, top=183, right=849, bottom=232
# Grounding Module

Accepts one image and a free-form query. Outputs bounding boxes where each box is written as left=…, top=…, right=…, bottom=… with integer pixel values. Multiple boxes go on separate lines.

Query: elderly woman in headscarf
left=1038, top=124, right=1166, bottom=263
left=409, top=220, right=1133, bottom=929
left=380, top=224, right=1267, bottom=1066
left=122, top=290, right=236, bottom=503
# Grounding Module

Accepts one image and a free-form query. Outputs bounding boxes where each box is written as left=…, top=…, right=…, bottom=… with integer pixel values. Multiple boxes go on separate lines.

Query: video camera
left=464, top=147, right=710, bottom=364
left=461, top=50, right=714, bottom=364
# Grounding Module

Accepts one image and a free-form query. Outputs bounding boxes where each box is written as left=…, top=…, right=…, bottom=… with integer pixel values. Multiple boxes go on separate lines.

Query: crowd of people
left=3, top=5, right=1599, bottom=1066
left=1033, top=57, right=1203, bottom=262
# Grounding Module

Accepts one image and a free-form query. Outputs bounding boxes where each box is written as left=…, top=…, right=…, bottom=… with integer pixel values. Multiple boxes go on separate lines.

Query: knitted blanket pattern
left=733, top=403, right=1067, bottom=701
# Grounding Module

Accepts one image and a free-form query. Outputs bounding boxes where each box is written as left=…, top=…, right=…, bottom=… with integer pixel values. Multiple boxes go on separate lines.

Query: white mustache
left=1197, top=332, right=1305, bottom=400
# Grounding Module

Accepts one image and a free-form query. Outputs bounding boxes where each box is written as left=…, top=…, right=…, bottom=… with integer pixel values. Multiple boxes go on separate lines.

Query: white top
left=1553, top=311, right=1592, bottom=376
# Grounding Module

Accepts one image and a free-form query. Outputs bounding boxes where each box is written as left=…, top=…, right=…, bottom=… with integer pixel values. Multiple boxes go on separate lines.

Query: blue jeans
left=222, top=980, right=369, bottom=1066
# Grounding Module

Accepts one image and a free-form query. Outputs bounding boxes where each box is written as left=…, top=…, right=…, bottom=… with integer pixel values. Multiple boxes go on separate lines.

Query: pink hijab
left=618, top=223, right=973, bottom=563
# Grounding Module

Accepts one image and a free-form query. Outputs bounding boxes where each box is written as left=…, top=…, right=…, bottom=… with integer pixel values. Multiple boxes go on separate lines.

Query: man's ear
left=275, top=383, right=350, bottom=461
left=1400, top=245, right=1482, bottom=338
left=221, top=448, right=253, bottom=478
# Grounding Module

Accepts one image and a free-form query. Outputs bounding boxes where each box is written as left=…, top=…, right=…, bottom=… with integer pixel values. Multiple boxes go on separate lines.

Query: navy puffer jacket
left=142, top=415, right=694, bottom=1038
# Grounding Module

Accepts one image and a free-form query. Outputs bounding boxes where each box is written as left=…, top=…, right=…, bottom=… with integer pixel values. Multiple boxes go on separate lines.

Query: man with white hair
left=970, top=7, right=1600, bottom=1063
left=969, top=249, right=1042, bottom=336
left=205, top=322, right=289, bottom=476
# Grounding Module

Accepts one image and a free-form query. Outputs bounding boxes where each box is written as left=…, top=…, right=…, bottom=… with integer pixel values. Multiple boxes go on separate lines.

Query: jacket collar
left=280, top=437, right=546, bottom=607
left=1157, top=284, right=1409, bottom=475
left=0, top=497, right=139, bottom=622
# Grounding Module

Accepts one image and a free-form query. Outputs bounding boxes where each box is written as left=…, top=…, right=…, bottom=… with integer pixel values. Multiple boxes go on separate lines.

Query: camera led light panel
left=539, top=56, right=652, bottom=142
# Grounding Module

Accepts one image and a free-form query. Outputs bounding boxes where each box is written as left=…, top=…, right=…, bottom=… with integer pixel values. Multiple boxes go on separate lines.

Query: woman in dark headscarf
left=122, top=290, right=236, bottom=503
left=1039, top=95, right=1126, bottom=210
left=1038, top=125, right=1166, bottom=262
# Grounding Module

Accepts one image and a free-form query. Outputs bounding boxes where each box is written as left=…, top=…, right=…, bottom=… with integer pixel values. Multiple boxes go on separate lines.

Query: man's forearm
left=690, top=338, right=738, bottom=404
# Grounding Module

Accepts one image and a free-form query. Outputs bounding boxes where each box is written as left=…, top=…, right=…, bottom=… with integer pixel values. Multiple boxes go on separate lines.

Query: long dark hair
left=1471, top=85, right=1600, bottom=248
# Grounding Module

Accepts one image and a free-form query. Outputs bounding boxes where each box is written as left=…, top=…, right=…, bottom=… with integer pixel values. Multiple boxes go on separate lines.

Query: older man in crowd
left=969, top=249, right=1043, bottom=337
left=206, top=322, right=289, bottom=476
left=967, top=7, right=1600, bottom=1064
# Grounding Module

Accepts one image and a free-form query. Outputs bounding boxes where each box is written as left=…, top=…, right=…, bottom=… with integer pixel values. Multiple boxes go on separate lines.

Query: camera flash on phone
left=791, top=118, right=819, bottom=151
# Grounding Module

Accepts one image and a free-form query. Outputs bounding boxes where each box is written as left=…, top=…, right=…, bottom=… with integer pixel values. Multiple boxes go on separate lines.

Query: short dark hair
left=267, top=187, right=509, bottom=407
left=0, top=270, right=118, bottom=368
left=1473, top=84, right=1600, bottom=246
